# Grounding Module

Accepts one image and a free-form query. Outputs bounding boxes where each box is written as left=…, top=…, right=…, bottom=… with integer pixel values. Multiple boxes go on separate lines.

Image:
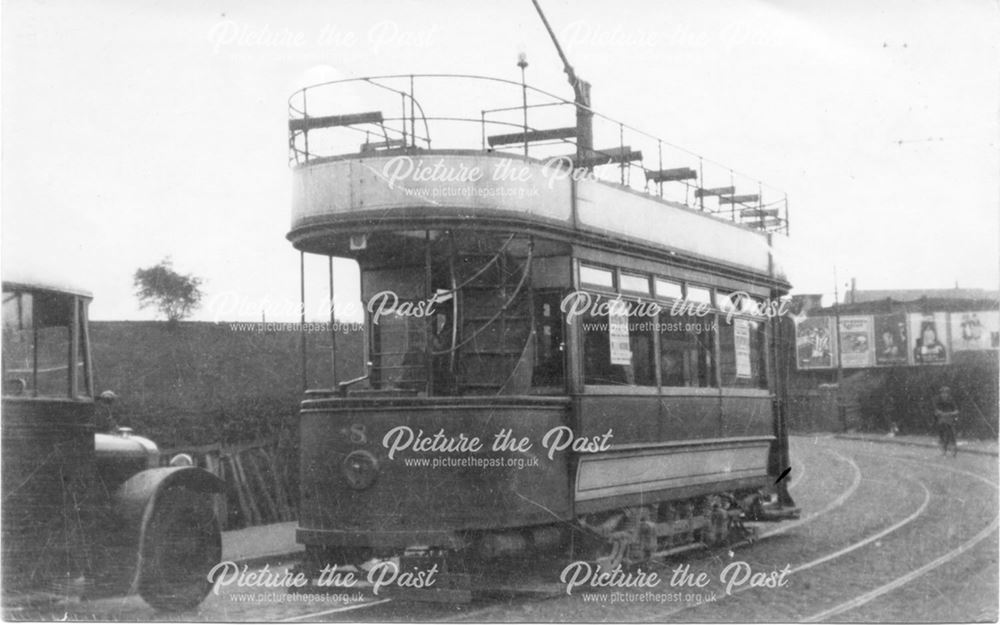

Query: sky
left=3, top=0, right=998, bottom=321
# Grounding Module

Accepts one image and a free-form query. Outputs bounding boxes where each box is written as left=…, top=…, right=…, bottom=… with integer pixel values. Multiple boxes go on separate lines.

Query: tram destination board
left=3, top=1, right=997, bottom=623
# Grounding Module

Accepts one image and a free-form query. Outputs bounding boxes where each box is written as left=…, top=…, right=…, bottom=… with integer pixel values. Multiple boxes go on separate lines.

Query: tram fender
left=109, top=467, right=225, bottom=592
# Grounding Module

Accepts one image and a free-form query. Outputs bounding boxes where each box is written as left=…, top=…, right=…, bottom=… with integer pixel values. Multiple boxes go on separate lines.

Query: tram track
left=277, top=598, right=393, bottom=622
left=441, top=440, right=982, bottom=624
left=757, top=449, right=860, bottom=539
left=654, top=440, right=997, bottom=622
left=440, top=446, right=862, bottom=624
left=798, top=450, right=999, bottom=622
left=649, top=463, right=933, bottom=620
left=787, top=459, right=807, bottom=492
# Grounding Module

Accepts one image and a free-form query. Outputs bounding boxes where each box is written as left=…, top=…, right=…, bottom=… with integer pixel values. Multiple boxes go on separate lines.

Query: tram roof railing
left=287, top=74, right=790, bottom=235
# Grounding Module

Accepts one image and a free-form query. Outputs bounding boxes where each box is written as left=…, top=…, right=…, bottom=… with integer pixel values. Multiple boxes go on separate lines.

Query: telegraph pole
left=833, top=267, right=845, bottom=430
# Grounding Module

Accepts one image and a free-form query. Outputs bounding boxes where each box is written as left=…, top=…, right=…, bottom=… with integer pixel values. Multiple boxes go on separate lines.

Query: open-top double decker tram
left=286, top=70, right=798, bottom=588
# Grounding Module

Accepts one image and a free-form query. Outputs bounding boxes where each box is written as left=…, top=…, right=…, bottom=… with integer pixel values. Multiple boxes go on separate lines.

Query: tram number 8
left=349, top=424, right=367, bottom=444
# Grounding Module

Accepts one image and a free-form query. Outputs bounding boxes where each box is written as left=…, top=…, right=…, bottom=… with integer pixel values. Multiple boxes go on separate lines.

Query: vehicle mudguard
left=107, top=467, right=225, bottom=595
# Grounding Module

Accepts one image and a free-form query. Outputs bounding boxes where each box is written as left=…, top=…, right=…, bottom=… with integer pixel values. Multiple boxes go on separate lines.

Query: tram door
left=532, top=289, right=566, bottom=391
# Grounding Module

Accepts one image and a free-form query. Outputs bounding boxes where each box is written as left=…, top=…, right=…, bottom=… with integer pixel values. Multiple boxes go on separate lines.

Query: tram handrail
left=336, top=361, right=373, bottom=397
left=288, top=74, right=790, bottom=234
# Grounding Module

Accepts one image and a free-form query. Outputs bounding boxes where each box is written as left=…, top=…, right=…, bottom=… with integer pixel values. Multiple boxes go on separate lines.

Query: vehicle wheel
left=138, top=486, right=221, bottom=612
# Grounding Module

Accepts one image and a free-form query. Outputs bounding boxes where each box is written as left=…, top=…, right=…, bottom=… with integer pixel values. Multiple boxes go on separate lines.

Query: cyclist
left=931, top=386, right=959, bottom=456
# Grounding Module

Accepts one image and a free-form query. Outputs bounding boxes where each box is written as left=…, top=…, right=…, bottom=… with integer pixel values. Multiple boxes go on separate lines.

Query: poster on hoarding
left=838, top=316, right=874, bottom=368
left=608, top=308, right=632, bottom=365
left=908, top=312, right=950, bottom=365
left=950, top=310, right=1000, bottom=351
left=795, top=316, right=836, bottom=369
left=734, top=317, right=752, bottom=377
left=873, top=313, right=909, bottom=366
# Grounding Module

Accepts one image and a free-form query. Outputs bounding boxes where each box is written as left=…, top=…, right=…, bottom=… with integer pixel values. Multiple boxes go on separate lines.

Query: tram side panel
left=565, top=306, right=777, bottom=516
left=296, top=399, right=573, bottom=551
left=720, top=394, right=774, bottom=438
left=571, top=394, right=773, bottom=515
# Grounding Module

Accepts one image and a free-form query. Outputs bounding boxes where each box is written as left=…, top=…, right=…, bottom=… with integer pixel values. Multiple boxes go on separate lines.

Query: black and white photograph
left=2, top=1, right=998, bottom=622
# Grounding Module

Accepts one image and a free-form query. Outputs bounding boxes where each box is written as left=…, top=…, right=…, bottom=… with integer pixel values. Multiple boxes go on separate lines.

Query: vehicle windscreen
left=2, top=290, right=80, bottom=398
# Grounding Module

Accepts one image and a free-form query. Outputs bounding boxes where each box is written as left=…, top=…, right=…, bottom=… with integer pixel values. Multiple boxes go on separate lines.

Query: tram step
left=754, top=505, right=801, bottom=522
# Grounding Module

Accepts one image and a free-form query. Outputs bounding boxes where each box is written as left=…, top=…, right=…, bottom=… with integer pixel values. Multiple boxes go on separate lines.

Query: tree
left=133, top=258, right=203, bottom=323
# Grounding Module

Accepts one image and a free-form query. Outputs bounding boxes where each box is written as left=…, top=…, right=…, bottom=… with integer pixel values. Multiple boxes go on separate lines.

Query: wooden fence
left=159, top=439, right=296, bottom=530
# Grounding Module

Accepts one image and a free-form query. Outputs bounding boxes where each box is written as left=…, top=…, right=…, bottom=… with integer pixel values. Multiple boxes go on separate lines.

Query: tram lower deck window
left=370, top=310, right=428, bottom=391
left=582, top=311, right=655, bottom=386
left=719, top=317, right=767, bottom=388
left=657, top=313, right=715, bottom=388
left=580, top=265, right=614, bottom=290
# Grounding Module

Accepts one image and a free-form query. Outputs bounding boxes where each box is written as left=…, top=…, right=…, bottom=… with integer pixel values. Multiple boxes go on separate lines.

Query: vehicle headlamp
left=342, top=450, right=379, bottom=490
left=169, top=453, right=194, bottom=467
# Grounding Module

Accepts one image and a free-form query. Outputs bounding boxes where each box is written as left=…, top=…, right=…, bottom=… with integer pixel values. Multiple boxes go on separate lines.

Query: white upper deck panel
left=287, top=76, right=790, bottom=238
left=575, top=177, right=779, bottom=278
left=292, top=153, right=571, bottom=224
left=291, top=152, right=786, bottom=281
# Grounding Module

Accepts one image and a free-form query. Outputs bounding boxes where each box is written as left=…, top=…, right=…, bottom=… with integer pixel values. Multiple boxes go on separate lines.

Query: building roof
left=2, top=276, right=93, bottom=299
left=790, top=288, right=1000, bottom=317
left=846, top=288, right=999, bottom=304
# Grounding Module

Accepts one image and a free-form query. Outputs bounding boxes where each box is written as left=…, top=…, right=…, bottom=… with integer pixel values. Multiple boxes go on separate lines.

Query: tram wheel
left=574, top=512, right=654, bottom=571
left=584, top=532, right=658, bottom=570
